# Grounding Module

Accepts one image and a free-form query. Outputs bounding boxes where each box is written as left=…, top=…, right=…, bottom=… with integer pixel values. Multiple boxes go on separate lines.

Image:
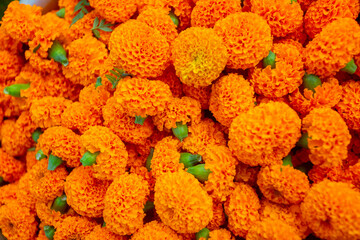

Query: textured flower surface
left=89, top=0, right=137, bottom=23
left=131, top=221, right=183, bottom=240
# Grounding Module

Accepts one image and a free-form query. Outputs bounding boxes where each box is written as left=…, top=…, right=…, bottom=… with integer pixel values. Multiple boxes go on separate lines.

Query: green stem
left=48, top=154, right=63, bottom=171
left=282, top=155, right=293, bottom=167
left=48, top=40, right=68, bottom=67
left=135, top=115, right=147, bottom=125
left=3, top=83, right=30, bottom=97
left=146, top=148, right=154, bottom=172
left=172, top=122, right=188, bottom=142
left=56, top=8, right=65, bottom=18
left=44, top=225, right=55, bottom=240
left=51, top=194, right=68, bottom=214
left=31, top=128, right=43, bottom=143
left=303, top=73, right=322, bottom=93
left=169, top=10, right=179, bottom=27
left=143, top=200, right=155, bottom=212
left=196, top=228, right=210, bottom=240
left=36, top=149, right=47, bottom=161
left=80, top=151, right=100, bottom=166
left=341, top=58, right=357, bottom=74
left=179, top=153, right=202, bottom=168
left=263, top=50, right=276, bottom=69
left=95, top=77, right=102, bottom=88
left=187, top=164, right=211, bottom=182
left=296, top=132, right=309, bottom=149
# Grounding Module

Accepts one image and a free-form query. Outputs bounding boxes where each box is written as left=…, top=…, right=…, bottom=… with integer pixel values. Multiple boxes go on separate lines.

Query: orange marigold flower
left=37, top=126, right=83, bottom=168
left=86, top=225, right=127, bottom=240
left=246, top=218, right=301, bottom=240
left=183, top=118, right=227, bottom=156
left=0, top=26, right=23, bottom=54
left=79, top=84, right=111, bottom=115
left=131, top=220, right=182, bottom=240
left=104, top=173, right=150, bottom=235
left=154, top=171, right=213, bottom=233
left=214, top=12, right=272, bottom=70
left=1, top=1, right=42, bottom=43
left=304, top=0, right=360, bottom=39
left=129, top=166, right=155, bottom=200
left=234, top=162, right=260, bottom=187
left=224, top=183, right=260, bottom=237
left=209, top=73, right=255, bottom=127
left=64, top=166, right=111, bottom=218
left=250, top=43, right=304, bottom=97
left=335, top=80, right=360, bottom=130
left=191, top=0, right=241, bottom=28
left=301, top=180, right=360, bottom=240
left=257, top=165, right=310, bottom=205
left=0, top=149, right=25, bottom=183
left=36, top=199, right=76, bottom=227
left=0, top=201, right=38, bottom=240
left=302, top=107, right=351, bottom=168
left=0, top=183, right=18, bottom=206
left=89, top=0, right=137, bottom=23
left=109, top=20, right=170, bottom=78
left=30, top=96, right=72, bottom=129
left=150, top=65, right=183, bottom=98
left=171, top=27, right=228, bottom=87
left=304, top=18, right=360, bottom=78
left=153, top=96, right=201, bottom=131
left=207, top=202, right=226, bottom=230
left=80, top=126, right=128, bottom=180
left=229, top=102, right=301, bottom=167
left=53, top=216, right=97, bottom=240
left=0, top=50, right=24, bottom=83
left=63, top=35, right=108, bottom=86
left=114, top=77, right=172, bottom=118
left=207, top=229, right=234, bottom=240
left=103, top=97, right=154, bottom=145
left=16, top=172, right=37, bottom=211
left=182, top=84, right=211, bottom=109
left=277, top=24, right=308, bottom=46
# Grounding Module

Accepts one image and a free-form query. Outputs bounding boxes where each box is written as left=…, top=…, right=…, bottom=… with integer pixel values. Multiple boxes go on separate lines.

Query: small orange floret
left=214, top=12, right=272, bottom=70
left=0, top=50, right=24, bottom=82
left=53, top=216, right=97, bottom=240
left=85, top=225, right=127, bottom=240
left=89, top=0, right=137, bottom=23
left=0, top=149, right=25, bottom=183
left=131, top=221, right=182, bottom=240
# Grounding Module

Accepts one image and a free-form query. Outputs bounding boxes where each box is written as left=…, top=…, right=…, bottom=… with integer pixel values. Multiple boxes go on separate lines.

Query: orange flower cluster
left=53, top=216, right=97, bottom=240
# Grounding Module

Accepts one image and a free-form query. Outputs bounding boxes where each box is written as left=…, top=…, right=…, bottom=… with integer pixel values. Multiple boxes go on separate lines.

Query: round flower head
left=302, top=107, right=351, bottom=168
left=183, top=84, right=211, bottom=109
left=301, top=180, right=360, bottom=240
left=53, top=216, right=97, bottom=240
left=0, top=50, right=24, bottom=82
left=171, top=27, right=228, bottom=88
left=65, top=166, right=111, bottom=218
left=224, top=183, right=260, bottom=237
left=151, top=65, right=183, bottom=98
left=191, top=0, right=241, bottom=28
left=63, top=35, right=108, bottom=86
left=250, top=0, right=303, bottom=37
left=103, top=173, right=150, bottom=235
left=37, top=126, right=83, bottom=168
left=1, top=1, right=42, bottom=42
left=79, top=84, right=111, bottom=115
left=0, top=26, right=23, bottom=54
left=80, top=126, right=128, bottom=180
left=155, top=171, right=213, bottom=233
left=246, top=218, right=301, bottom=240
left=257, top=165, right=310, bottom=205
left=229, top=102, right=301, bottom=167
left=0, top=149, right=25, bottom=183
left=16, top=172, right=37, bottom=211
left=25, top=150, right=37, bottom=171
left=109, top=20, right=170, bottom=78
left=0, top=183, right=18, bottom=206
left=114, top=77, right=172, bottom=118
left=335, top=80, right=360, bottom=130
left=250, top=42, right=304, bottom=98
left=304, top=18, right=360, bottom=78
left=214, top=12, right=272, bottom=69
left=131, top=220, right=182, bottom=240
left=85, top=225, right=127, bottom=240
left=207, top=202, right=226, bottom=230
left=89, top=0, right=137, bottom=23
left=209, top=74, right=255, bottom=127
left=304, top=0, right=359, bottom=39
left=0, top=201, right=38, bottom=240
left=103, top=97, right=154, bottom=145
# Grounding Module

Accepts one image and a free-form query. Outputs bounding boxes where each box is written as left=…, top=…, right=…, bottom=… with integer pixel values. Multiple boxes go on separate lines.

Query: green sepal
left=56, top=8, right=65, bottom=18
left=296, top=132, right=309, bottom=149
left=169, top=10, right=180, bottom=27
left=303, top=73, right=322, bottom=93
left=341, top=58, right=357, bottom=74
left=44, top=225, right=55, bottom=240
left=33, top=44, right=41, bottom=53
left=80, top=151, right=100, bottom=166
left=179, top=153, right=202, bottom=168
left=187, top=164, right=211, bottom=182
left=36, top=149, right=47, bottom=161
left=282, top=155, right=293, bottom=167
left=48, top=40, right=69, bottom=67
left=95, top=77, right=102, bottom=88
left=3, top=83, right=30, bottom=97
left=31, top=128, right=43, bottom=143
left=135, top=115, right=147, bottom=125
left=143, top=201, right=155, bottom=212
left=28, top=147, right=36, bottom=152
left=51, top=194, right=68, bottom=214
left=102, top=222, right=106, bottom=227
left=146, top=148, right=154, bottom=172
left=48, top=154, right=63, bottom=171
left=172, top=122, right=188, bottom=142
left=263, top=50, right=276, bottom=69
left=196, top=228, right=210, bottom=240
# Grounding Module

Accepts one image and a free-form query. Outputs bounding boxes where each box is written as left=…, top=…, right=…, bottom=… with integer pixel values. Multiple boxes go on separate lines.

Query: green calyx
left=172, top=122, right=188, bottom=142
left=31, top=128, right=43, bottom=143
left=282, top=155, right=293, bottom=167
left=169, top=10, right=180, bottom=27
left=51, top=194, right=68, bottom=214
left=196, top=228, right=210, bottom=240
left=263, top=50, right=276, bottom=69
left=143, top=201, right=155, bottom=213
left=36, top=149, right=47, bottom=161
left=102, top=222, right=106, bottom=227
left=44, top=225, right=56, bottom=240
left=48, top=154, right=63, bottom=171
left=28, top=147, right=36, bottom=152
left=290, top=0, right=297, bottom=3
left=105, top=68, right=132, bottom=89
left=56, top=8, right=65, bottom=18
left=135, top=115, right=147, bottom=125
left=341, top=58, right=357, bottom=74
left=146, top=148, right=154, bottom=172
left=3, top=83, right=30, bottom=97
left=187, top=164, right=211, bottom=182
left=80, top=151, right=100, bottom=167
left=48, top=40, right=69, bottom=67
left=95, top=77, right=102, bottom=88
left=303, top=73, right=322, bottom=93
left=179, top=153, right=202, bottom=168
left=296, top=132, right=309, bottom=149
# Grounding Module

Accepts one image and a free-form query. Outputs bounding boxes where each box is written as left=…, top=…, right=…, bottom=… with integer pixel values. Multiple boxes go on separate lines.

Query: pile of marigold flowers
left=0, top=0, right=360, bottom=239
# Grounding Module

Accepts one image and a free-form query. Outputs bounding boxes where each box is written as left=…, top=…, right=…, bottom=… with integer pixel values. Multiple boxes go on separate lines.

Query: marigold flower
left=0, top=149, right=25, bottom=183
left=207, top=202, right=226, bottom=230
left=0, top=201, right=38, bottom=240
left=86, top=225, right=127, bottom=240
left=304, top=0, right=360, bottom=39
left=277, top=24, right=308, bottom=46
left=104, top=173, right=150, bottom=235
left=114, top=77, right=172, bottom=118
left=246, top=218, right=301, bottom=240
left=0, top=50, right=24, bottom=83
left=0, top=26, right=22, bottom=54
left=302, top=107, right=351, bottom=168
left=209, top=74, right=255, bottom=127
left=89, top=0, right=137, bottom=23
left=35, top=198, right=76, bottom=227
left=103, top=97, right=154, bottom=145
left=250, top=43, right=304, bottom=97
left=131, top=220, right=182, bottom=240
left=182, top=84, right=211, bottom=109
left=0, top=183, right=18, bottom=206
left=224, top=183, right=260, bottom=237
left=183, top=118, right=227, bottom=156
left=304, top=18, right=360, bottom=78
left=151, top=65, right=183, bottom=98
left=16, top=172, right=37, bottom=211
left=206, top=229, right=234, bottom=240
left=301, top=180, right=360, bottom=240
left=171, top=27, right=228, bottom=87
left=109, top=20, right=170, bottom=78
left=229, top=102, right=301, bottom=167
left=154, top=171, right=213, bottom=233
left=79, top=84, right=110, bottom=115
left=214, top=12, right=272, bottom=69
left=53, top=216, right=97, bottom=240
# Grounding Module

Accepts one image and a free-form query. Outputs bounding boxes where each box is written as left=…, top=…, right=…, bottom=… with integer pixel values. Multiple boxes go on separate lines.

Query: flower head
left=0, top=183, right=18, bottom=206
left=0, top=26, right=22, bottom=54
left=207, top=202, right=226, bottom=230
left=79, top=84, right=110, bottom=114
left=131, top=220, right=182, bottom=240
left=35, top=198, right=76, bottom=227
left=0, top=149, right=25, bottom=183
left=0, top=50, right=24, bottom=82
left=89, top=0, right=137, bottom=23
left=53, top=216, right=97, bottom=240
left=85, top=225, right=127, bottom=240
left=150, top=65, right=183, bottom=98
